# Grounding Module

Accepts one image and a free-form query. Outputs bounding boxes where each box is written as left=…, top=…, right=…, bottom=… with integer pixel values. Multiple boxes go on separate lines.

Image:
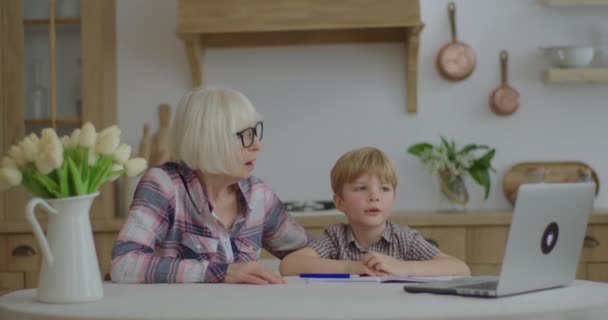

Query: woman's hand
left=225, top=261, right=286, bottom=284
left=361, top=252, right=398, bottom=276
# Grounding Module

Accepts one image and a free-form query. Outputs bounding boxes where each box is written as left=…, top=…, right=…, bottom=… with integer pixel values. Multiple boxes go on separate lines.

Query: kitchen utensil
left=490, top=50, right=520, bottom=116
left=436, top=2, right=476, bottom=81
left=150, top=104, right=172, bottom=166
left=542, top=46, right=594, bottom=68
left=502, top=161, right=599, bottom=205
left=138, top=122, right=151, bottom=161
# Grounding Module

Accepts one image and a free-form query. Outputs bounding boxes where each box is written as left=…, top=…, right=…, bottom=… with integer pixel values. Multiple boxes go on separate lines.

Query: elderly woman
left=111, top=87, right=311, bottom=284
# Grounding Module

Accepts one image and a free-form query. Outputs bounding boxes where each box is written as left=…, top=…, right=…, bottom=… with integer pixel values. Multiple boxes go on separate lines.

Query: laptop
left=404, top=182, right=595, bottom=298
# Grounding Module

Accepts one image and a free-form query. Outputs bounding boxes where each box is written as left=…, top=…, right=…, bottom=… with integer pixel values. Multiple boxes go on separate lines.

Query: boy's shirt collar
left=346, top=222, right=393, bottom=250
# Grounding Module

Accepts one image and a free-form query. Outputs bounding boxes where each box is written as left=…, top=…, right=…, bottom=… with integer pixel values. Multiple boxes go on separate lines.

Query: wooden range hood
left=176, top=0, right=424, bottom=114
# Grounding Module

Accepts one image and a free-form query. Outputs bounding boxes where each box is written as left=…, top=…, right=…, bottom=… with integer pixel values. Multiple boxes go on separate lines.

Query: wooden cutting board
left=503, top=161, right=599, bottom=205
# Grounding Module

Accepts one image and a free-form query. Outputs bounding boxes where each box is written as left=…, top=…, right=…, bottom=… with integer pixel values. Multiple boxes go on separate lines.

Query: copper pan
left=490, top=50, right=520, bottom=116
left=436, top=2, right=476, bottom=81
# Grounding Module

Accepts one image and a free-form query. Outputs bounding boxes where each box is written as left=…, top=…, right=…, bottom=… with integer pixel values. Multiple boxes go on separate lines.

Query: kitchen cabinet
left=1, top=212, right=606, bottom=290
left=175, top=0, right=424, bottom=114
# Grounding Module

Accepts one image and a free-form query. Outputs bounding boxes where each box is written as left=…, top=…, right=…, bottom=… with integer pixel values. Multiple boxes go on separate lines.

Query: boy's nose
left=368, top=192, right=379, bottom=201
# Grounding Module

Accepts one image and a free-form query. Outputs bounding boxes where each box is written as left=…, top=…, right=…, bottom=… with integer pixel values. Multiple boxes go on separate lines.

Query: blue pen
left=299, top=273, right=356, bottom=279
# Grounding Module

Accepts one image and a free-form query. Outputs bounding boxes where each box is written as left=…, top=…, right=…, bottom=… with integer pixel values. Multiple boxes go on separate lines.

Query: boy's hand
left=346, top=261, right=382, bottom=276
left=225, top=261, right=286, bottom=284
left=361, top=252, right=399, bottom=276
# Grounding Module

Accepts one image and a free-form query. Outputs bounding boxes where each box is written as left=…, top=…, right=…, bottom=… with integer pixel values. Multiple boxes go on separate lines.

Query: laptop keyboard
left=453, top=281, right=498, bottom=291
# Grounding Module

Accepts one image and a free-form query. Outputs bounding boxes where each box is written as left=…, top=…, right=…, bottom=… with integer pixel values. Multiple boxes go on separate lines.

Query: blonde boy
left=280, top=147, right=470, bottom=277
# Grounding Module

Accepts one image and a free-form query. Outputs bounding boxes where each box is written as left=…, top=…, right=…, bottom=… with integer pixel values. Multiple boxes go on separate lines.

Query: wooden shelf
left=23, top=18, right=81, bottom=25
left=176, top=0, right=423, bottom=114
left=542, top=0, right=608, bottom=6
left=24, top=118, right=82, bottom=125
left=542, top=68, right=608, bottom=83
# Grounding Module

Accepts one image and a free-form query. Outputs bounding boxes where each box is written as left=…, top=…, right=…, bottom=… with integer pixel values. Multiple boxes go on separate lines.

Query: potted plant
left=408, top=136, right=495, bottom=211
left=0, top=122, right=147, bottom=303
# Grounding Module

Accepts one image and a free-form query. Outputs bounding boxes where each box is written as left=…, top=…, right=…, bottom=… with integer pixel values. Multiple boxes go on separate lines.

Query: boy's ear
left=333, top=193, right=345, bottom=212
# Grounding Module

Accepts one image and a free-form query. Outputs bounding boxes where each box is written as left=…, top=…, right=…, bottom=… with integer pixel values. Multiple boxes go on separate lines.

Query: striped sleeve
left=110, top=167, right=224, bottom=283
left=261, top=189, right=312, bottom=259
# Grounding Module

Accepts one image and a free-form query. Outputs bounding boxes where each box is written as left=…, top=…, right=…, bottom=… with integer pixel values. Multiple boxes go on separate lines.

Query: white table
left=1, top=278, right=608, bottom=320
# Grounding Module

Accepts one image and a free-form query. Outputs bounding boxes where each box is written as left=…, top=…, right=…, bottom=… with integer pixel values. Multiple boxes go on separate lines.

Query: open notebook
left=305, top=275, right=465, bottom=283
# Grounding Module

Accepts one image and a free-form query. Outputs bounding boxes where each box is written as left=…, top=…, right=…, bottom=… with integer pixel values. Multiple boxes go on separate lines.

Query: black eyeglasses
left=236, top=121, right=263, bottom=148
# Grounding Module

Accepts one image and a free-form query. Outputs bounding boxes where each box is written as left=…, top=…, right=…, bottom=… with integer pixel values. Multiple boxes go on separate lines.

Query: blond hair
left=330, top=147, right=398, bottom=197
left=172, top=86, right=261, bottom=174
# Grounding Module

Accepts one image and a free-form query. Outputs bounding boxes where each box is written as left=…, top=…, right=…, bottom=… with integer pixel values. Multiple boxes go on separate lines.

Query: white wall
left=117, top=0, right=608, bottom=212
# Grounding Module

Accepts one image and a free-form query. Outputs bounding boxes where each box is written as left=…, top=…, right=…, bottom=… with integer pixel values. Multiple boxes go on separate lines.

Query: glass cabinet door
left=23, top=0, right=81, bottom=137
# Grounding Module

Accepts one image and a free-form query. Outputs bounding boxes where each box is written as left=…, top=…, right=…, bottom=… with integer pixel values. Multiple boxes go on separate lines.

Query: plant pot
left=438, top=172, right=469, bottom=212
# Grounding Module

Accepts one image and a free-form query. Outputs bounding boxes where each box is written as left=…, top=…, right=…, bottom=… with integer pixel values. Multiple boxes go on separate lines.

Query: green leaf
left=474, top=149, right=496, bottom=169
left=57, top=160, right=69, bottom=197
left=67, top=156, right=86, bottom=195
left=88, top=156, right=113, bottom=193
left=31, top=172, right=62, bottom=198
left=21, top=172, right=52, bottom=198
left=459, top=144, right=488, bottom=155
left=440, top=135, right=451, bottom=152
left=106, top=168, right=125, bottom=183
left=82, top=147, right=89, bottom=187
left=407, top=143, right=433, bottom=156
left=469, top=166, right=491, bottom=199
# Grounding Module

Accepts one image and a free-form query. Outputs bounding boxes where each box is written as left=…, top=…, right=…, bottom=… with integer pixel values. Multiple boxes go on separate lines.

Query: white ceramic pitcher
left=25, top=192, right=104, bottom=303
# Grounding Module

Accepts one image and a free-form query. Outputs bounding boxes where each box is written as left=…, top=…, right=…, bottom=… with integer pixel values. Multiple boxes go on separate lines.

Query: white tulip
left=2, top=156, right=18, bottom=170
left=36, top=131, right=64, bottom=175
left=0, top=167, right=22, bottom=187
left=29, top=132, right=39, bottom=142
left=88, top=148, right=98, bottom=166
left=109, top=163, right=124, bottom=182
left=70, top=129, right=81, bottom=147
left=8, top=145, right=26, bottom=167
left=125, top=158, right=147, bottom=177
left=80, top=122, right=97, bottom=148
left=60, top=135, right=71, bottom=149
left=113, top=144, right=131, bottom=164
left=20, top=134, right=39, bottom=162
left=42, top=128, right=63, bottom=150
left=95, top=126, right=120, bottom=155
left=35, top=157, right=55, bottom=175
left=98, top=125, right=121, bottom=138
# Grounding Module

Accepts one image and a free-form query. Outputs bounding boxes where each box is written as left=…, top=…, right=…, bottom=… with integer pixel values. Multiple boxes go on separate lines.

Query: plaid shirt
left=111, top=162, right=311, bottom=283
left=309, top=222, right=438, bottom=261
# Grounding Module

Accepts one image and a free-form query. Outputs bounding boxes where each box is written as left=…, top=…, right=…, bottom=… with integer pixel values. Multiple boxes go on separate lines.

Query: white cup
left=542, top=46, right=595, bottom=68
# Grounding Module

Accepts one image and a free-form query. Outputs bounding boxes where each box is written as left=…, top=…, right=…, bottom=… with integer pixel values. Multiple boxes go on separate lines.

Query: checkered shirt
left=309, top=222, right=439, bottom=261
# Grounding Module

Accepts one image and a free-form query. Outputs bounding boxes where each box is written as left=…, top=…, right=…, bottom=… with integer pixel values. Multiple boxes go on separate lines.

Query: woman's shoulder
left=240, top=175, right=273, bottom=193
left=142, top=162, right=193, bottom=185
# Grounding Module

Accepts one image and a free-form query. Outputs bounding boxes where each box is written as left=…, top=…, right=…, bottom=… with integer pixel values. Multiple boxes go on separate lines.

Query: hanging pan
left=490, top=50, right=520, bottom=116
left=436, top=2, right=476, bottom=81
